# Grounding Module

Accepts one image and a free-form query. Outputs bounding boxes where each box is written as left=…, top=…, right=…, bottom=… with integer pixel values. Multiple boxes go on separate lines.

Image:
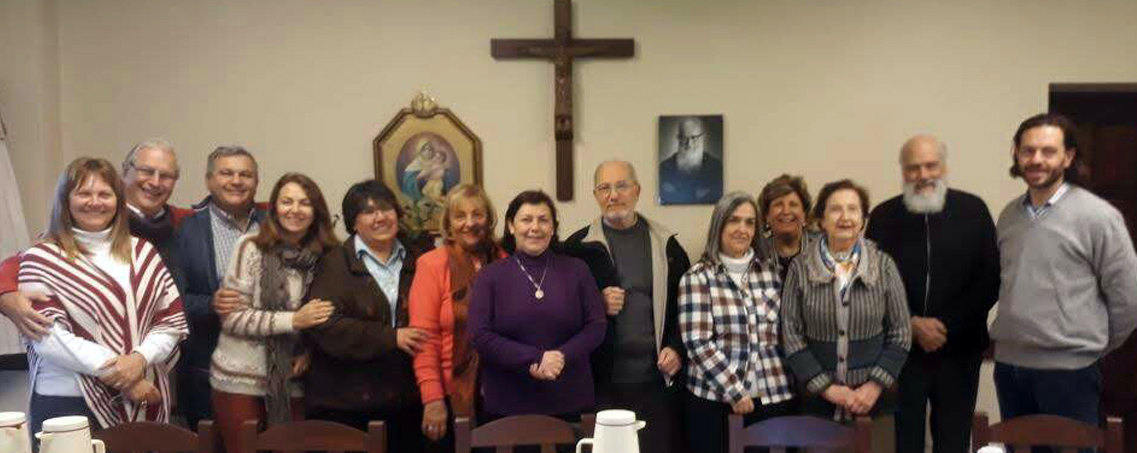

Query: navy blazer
left=173, top=201, right=266, bottom=370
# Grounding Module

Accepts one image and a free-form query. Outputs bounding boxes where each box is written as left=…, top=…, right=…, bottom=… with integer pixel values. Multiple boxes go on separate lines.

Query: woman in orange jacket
left=408, top=184, right=504, bottom=450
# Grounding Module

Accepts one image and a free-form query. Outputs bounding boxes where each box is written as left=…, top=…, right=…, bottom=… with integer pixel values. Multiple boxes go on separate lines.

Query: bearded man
left=866, top=135, right=999, bottom=453
left=564, top=160, right=691, bottom=453
left=989, top=114, right=1137, bottom=434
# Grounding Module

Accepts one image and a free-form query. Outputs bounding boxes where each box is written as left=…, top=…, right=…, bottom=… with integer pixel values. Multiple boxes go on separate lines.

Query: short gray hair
left=700, top=191, right=759, bottom=264
left=206, top=145, right=258, bottom=176
left=592, top=159, right=639, bottom=185
left=898, top=135, right=949, bottom=165
left=122, top=139, right=179, bottom=177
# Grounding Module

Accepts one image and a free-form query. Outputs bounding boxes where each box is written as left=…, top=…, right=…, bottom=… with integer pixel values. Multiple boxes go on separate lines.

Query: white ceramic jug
left=35, top=415, right=105, bottom=453
left=977, top=445, right=1006, bottom=453
left=0, top=411, right=32, bottom=453
left=576, top=409, right=645, bottom=453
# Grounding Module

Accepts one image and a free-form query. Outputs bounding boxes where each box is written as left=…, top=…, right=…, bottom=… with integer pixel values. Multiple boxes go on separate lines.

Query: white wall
left=5, top=0, right=1137, bottom=425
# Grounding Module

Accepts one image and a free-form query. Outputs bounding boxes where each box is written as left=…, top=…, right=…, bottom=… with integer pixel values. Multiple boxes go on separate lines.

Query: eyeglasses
left=594, top=181, right=636, bottom=197
left=129, top=162, right=178, bottom=183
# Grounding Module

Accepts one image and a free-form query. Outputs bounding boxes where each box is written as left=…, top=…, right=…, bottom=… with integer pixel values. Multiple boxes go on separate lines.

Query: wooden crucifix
left=491, top=0, right=634, bottom=201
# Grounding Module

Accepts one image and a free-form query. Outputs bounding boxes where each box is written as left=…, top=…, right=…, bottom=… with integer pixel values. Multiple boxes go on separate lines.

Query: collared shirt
left=1022, top=183, right=1070, bottom=220
left=355, top=235, right=406, bottom=326
left=209, top=201, right=259, bottom=281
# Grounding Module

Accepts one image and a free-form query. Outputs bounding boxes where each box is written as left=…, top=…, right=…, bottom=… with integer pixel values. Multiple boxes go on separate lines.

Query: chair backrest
left=95, top=420, right=217, bottom=453
left=727, top=415, right=872, bottom=453
left=454, top=414, right=595, bottom=453
left=238, top=419, right=386, bottom=453
left=972, top=412, right=1124, bottom=453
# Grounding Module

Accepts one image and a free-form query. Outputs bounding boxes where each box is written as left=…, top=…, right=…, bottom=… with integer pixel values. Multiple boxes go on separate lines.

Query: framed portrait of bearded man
left=374, top=93, right=483, bottom=237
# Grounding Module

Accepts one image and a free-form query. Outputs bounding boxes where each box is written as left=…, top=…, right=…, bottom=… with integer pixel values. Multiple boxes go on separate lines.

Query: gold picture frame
left=373, top=93, right=483, bottom=237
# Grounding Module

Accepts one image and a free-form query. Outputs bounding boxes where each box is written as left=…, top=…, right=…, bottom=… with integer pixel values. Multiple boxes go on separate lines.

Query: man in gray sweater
left=992, top=113, right=1137, bottom=426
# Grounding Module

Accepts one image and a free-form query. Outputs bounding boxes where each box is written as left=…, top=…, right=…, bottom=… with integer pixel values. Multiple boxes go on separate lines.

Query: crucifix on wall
left=491, top=0, right=634, bottom=201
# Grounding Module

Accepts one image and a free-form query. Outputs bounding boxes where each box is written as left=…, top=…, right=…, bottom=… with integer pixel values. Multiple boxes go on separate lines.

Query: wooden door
left=1051, top=83, right=1137, bottom=452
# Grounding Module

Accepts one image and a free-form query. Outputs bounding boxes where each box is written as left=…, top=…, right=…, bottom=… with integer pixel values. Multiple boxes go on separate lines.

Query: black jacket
left=303, top=237, right=422, bottom=413
left=563, top=216, right=691, bottom=385
left=866, top=189, right=1000, bottom=356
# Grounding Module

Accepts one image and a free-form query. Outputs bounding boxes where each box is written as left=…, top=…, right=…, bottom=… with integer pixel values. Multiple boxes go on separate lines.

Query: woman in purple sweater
left=468, top=190, right=607, bottom=420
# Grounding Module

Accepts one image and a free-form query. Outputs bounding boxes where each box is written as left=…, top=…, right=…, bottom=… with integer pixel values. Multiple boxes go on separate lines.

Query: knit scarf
left=447, top=241, right=501, bottom=418
left=260, top=243, right=319, bottom=425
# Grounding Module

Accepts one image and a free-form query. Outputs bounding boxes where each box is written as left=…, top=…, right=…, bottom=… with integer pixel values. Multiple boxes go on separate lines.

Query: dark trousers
left=994, top=361, right=1101, bottom=453
left=684, top=390, right=798, bottom=453
left=308, top=404, right=425, bottom=453
left=895, top=352, right=982, bottom=453
left=596, top=381, right=686, bottom=453
left=177, top=364, right=214, bottom=432
left=29, top=393, right=99, bottom=453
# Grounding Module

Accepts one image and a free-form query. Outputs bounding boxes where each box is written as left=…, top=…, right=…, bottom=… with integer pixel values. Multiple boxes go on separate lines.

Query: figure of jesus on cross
left=492, top=0, right=635, bottom=201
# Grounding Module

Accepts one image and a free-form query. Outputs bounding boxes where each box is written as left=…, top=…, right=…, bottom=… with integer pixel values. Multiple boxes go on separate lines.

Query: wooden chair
left=972, top=412, right=1124, bottom=453
left=94, top=420, right=217, bottom=453
left=238, top=419, right=386, bottom=453
left=727, top=414, right=873, bottom=453
left=454, top=414, right=596, bottom=453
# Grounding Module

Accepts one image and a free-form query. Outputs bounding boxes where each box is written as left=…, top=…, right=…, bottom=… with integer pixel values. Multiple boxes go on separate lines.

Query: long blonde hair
left=47, top=157, right=132, bottom=262
left=440, top=184, right=498, bottom=248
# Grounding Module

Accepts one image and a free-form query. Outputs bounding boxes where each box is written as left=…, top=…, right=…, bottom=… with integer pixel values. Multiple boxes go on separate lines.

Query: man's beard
left=1021, top=164, right=1065, bottom=190
left=602, top=208, right=637, bottom=227
left=903, top=178, right=948, bottom=214
left=676, top=142, right=705, bottom=173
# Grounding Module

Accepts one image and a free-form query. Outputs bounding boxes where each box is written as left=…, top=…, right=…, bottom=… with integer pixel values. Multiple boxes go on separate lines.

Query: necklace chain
left=515, top=255, right=551, bottom=300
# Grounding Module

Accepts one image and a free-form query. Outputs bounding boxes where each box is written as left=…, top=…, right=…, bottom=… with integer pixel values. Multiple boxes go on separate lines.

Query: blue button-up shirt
left=355, top=235, right=406, bottom=326
left=1022, top=183, right=1070, bottom=220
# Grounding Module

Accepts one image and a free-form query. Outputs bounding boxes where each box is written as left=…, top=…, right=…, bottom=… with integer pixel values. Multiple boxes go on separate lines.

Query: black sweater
left=866, top=189, right=1000, bottom=356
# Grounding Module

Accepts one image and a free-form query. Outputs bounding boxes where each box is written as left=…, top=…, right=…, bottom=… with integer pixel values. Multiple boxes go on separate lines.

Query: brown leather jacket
left=302, top=236, right=421, bottom=413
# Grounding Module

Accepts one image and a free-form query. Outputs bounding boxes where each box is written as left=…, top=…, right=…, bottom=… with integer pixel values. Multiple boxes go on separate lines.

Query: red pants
left=211, top=390, right=304, bottom=453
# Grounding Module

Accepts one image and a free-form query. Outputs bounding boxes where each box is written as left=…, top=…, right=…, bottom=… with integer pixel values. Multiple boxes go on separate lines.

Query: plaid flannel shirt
left=679, top=258, right=794, bottom=405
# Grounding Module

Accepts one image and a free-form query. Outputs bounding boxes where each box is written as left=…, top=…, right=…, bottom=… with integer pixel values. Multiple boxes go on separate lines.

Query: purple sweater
left=468, top=249, right=607, bottom=416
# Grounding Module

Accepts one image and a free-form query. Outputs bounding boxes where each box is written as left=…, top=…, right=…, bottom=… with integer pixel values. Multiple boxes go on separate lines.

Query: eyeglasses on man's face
left=594, top=181, right=636, bottom=197
left=129, top=162, right=178, bottom=183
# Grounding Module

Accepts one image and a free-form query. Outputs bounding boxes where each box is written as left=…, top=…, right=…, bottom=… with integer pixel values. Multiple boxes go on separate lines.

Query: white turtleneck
left=32, top=228, right=179, bottom=397
left=719, top=248, right=755, bottom=289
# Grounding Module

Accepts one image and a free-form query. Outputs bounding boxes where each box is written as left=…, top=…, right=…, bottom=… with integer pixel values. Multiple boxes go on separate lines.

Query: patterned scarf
left=820, top=237, right=862, bottom=300
left=447, top=241, right=501, bottom=418
left=259, top=243, right=318, bottom=425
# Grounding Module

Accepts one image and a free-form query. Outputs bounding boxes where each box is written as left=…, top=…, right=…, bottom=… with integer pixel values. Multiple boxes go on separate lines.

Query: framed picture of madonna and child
left=374, top=93, right=483, bottom=237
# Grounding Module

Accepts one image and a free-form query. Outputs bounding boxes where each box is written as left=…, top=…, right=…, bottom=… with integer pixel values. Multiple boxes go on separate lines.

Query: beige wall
left=1, top=0, right=61, bottom=237
left=4, top=0, right=1137, bottom=423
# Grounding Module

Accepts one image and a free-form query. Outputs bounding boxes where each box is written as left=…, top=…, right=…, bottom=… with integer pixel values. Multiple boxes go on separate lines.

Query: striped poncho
left=18, top=238, right=188, bottom=427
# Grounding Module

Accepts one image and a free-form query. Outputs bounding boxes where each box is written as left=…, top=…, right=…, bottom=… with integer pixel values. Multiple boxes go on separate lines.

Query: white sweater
left=209, top=234, right=308, bottom=397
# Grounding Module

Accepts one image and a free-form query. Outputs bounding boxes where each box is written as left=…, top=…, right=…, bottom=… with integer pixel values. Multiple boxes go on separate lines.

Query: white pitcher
left=35, top=415, right=105, bottom=453
left=576, top=409, right=646, bottom=453
left=0, top=411, right=32, bottom=453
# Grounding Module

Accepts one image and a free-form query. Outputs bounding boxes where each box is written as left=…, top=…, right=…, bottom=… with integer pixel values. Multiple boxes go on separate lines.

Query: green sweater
left=992, top=185, right=1137, bottom=369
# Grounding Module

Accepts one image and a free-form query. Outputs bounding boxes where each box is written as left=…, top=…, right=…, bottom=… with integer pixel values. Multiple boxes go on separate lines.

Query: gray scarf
left=260, top=244, right=318, bottom=425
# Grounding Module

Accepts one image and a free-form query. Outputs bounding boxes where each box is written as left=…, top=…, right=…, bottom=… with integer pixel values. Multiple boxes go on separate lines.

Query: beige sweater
left=209, top=234, right=308, bottom=397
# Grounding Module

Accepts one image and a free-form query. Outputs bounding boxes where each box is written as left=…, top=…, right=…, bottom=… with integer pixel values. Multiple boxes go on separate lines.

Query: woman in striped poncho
left=19, top=157, right=187, bottom=436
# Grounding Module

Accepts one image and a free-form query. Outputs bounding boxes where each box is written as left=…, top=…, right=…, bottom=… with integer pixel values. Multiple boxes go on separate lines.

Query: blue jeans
left=993, top=361, right=1101, bottom=453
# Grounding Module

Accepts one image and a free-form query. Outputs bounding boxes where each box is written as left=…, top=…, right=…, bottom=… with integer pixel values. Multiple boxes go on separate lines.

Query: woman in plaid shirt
left=680, top=191, right=796, bottom=453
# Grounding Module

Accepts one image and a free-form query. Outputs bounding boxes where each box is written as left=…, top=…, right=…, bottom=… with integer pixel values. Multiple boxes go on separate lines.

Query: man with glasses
left=0, top=139, right=190, bottom=340
left=659, top=116, right=723, bottom=204
left=564, top=160, right=692, bottom=453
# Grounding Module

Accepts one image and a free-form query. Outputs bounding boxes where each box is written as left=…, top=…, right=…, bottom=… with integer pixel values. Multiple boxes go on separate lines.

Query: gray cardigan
left=781, top=238, right=911, bottom=395
left=991, top=185, right=1137, bottom=369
